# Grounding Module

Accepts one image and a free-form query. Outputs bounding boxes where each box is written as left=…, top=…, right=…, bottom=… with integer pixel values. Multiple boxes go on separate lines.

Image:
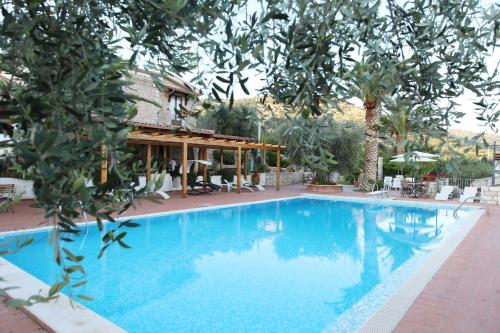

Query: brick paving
left=394, top=205, right=500, bottom=333
left=0, top=185, right=499, bottom=332
left=0, top=297, right=46, bottom=333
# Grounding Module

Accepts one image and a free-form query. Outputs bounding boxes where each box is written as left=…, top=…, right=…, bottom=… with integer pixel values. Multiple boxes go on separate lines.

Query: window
left=169, top=94, right=183, bottom=125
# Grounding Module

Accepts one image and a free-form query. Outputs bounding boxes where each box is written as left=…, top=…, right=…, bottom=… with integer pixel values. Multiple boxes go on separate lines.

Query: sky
left=121, top=0, right=499, bottom=135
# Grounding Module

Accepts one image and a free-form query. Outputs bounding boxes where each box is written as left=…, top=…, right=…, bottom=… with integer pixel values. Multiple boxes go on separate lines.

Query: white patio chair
left=395, top=175, right=404, bottom=180
left=383, top=176, right=393, bottom=187
left=367, top=183, right=390, bottom=199
left=459, top=187, right=478, bottom=203
left=391, top=178, right=402, bottom=191
left=435, top=186, right=454, bottom=201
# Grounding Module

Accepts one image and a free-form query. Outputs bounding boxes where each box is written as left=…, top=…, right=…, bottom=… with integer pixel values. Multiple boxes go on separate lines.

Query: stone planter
left=307, top=184, right=343, bottom=193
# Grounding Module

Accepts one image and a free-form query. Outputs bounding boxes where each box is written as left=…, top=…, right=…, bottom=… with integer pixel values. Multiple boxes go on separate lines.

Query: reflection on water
left=1, top=198, right=465, bottom=333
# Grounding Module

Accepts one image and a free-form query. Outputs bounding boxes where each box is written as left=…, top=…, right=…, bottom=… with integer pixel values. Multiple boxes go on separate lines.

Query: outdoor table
left=400, top=182, right=426, bottom=198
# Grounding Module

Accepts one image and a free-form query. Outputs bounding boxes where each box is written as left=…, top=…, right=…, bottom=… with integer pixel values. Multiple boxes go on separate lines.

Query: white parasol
left=179, top=160, right=213, bottom=174
left=392, top=151, right=440, bottom=159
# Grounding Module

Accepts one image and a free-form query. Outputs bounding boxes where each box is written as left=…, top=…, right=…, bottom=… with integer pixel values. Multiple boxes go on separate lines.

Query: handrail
left=453, top=195, right=489, bottom=220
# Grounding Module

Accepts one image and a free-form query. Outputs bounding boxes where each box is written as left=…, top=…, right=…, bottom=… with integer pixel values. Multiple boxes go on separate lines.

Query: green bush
left=265, top=151, right=290, bottom=168
left=212, top=150, right=235, bottom=165
left=445, top=159, right=493, bottom=179
left=383, top=162, right=415, bottom=177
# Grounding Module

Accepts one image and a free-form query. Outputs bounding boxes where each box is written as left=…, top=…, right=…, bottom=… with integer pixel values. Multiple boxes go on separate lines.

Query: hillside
left=234, top=97, right=499, bottom=144
left=448, top=129, right=500, bottom=145
left=234, top=97, right=365, bottom=122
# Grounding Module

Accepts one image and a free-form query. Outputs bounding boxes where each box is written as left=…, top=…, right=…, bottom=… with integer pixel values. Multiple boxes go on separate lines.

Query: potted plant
left=251, top=155, right=266, bottom=185
left=352, top=168, right=362, bottom=188
left=306, top=172, right=344, bottom=193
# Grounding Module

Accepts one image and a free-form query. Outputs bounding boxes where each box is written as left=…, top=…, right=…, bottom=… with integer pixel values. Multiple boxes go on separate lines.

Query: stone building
left=127, top=68, right=200, bottom=128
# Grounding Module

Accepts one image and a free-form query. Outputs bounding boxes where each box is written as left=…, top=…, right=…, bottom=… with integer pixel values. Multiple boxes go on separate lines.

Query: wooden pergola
left=100, top=122, right=286, bottom=197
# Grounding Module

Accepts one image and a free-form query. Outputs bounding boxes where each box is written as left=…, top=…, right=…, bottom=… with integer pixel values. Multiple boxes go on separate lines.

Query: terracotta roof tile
left=127, top=121, right=255, bottom=142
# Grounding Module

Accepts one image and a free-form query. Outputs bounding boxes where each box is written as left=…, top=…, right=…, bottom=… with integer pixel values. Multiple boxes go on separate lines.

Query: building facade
left=127, top=69, right=199, bottom=128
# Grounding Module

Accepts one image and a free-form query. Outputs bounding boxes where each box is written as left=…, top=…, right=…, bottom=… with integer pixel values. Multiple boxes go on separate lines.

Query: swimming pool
left=0, top=196, right=481, bottom=332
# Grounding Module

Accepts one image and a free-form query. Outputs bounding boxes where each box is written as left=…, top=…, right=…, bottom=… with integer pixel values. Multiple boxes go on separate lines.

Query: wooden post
left=182, top=142, right=188, bottom=198
left=146, top=144, right=152, bottom=182
left=163, top=145, right=168, bottom=172
left=236, top=146, right=241, bottom=193
left=100, top=145, right=107, bottom=184
left=276, top=149, right=280, bottom=191
left=243, top=150, right=248, bottom=181
left=202, top=148, right=208, bottom=181
left=219, top=149, right=223, bottom=171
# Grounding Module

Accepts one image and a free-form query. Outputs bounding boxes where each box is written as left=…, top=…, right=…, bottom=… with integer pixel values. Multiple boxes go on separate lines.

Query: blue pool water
left=0, top=197, right=477, bottom=332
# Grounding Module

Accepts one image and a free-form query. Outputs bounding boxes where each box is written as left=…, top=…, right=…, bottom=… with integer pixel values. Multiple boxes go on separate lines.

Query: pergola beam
left=128, top=131, right=285, bottom=151
left=128, top=129, right=286, bottom=197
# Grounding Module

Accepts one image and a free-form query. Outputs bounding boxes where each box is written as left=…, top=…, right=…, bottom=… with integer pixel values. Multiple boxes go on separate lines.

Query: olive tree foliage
left=270, top=115, right=363, bottom=180
left=0, top=0, right=284, bottom=303
left=196, top=103, right=259, bottom=139
left=0, top=0, right=497, bottom=302
left=261, top=0, right=499, bottom=189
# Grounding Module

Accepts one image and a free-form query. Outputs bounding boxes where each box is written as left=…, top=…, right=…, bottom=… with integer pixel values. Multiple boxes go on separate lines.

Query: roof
left=131, top=68, right=201, bottom=96
left=128, top=121, right=255, bottom=142
left=128, top=121, right=285, bottom=151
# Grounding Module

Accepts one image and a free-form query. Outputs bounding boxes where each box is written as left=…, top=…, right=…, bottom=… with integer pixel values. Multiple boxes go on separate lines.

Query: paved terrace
left=0, top=185, right=499, bottom=332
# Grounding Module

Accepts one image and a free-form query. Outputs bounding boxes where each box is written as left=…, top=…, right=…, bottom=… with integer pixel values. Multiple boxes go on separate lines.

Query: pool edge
left=0, top=195, right=306, bottom=237
left=0, top=195, right=306, bottom=333
left=0, top=194, right=482, bottom=333
left=0, top=257, right=126, bottom=333
left=356, top=207, right=485, bottom=333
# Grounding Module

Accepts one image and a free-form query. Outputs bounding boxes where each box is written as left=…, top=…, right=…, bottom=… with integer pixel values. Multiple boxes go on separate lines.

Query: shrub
left=445, top=159, right=493, bottom=179
left=383, top=162, right=415, bottom=177
left=212, top=150, right=235, bottom=165
left=265, top=151, right=290, bottom=168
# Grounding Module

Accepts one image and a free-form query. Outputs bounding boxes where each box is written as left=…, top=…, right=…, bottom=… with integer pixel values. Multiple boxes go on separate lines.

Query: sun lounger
left=134, top=176, right=170, bottom=199
left=224, top=179, right=254, bottom=192
left=252, top=184, right=266, bottom=191
left=233, top=176, right=265, bottom=191
left=435, top=186, right=454, bottom=201
left=459, top=186, right=478, bottom=203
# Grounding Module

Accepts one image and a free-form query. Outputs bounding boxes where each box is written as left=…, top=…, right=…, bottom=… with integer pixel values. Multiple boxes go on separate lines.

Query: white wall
left=0, top=178, right=35, bottom=199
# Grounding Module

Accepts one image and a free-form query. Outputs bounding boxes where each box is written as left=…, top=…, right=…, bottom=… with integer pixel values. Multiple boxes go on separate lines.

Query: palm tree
left=196, top=104, right=259, bottom=139
left=381, top=97, right=413, bottom=155
left=348, top=62, right=394, bottom=191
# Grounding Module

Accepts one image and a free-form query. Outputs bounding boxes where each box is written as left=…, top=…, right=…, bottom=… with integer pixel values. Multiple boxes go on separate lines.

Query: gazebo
left=100, top=122, right=286, bottom=197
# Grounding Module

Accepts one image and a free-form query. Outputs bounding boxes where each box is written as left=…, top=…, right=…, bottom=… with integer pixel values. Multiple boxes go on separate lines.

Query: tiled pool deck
left=0, top=185, right=499, bottom=332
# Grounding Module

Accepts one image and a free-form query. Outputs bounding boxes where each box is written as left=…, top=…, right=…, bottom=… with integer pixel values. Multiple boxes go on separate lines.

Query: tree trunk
left=395, top=135, right=405, bottom=154
left=360, top=100, right=381, bottom=191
